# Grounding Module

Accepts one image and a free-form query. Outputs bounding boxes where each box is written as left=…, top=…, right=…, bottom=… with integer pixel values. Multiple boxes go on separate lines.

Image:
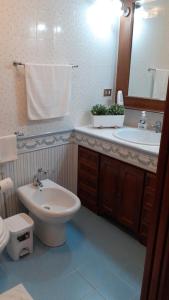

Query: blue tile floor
left=0, top=207, right=146, bottom=300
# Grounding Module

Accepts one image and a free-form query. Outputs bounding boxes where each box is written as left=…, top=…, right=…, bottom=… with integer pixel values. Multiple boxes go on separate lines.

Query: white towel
left=0, top=135, right=17, bottom=163
left=0, top=284, right=33, bottom=300
left=25, top=64, right=72, bottom=120
left=152, top=69, right=169, bottom=100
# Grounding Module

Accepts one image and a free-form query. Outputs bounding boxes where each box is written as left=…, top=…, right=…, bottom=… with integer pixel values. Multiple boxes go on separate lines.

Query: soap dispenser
left=138, top=111, right=147, bottom=129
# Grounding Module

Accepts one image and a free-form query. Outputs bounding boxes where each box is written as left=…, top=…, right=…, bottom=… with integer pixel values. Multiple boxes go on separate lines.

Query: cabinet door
left=99, top=155, right=120, bottom=217
left=140, top=172, right=156, bottom=245
left=78, top=146, right=99, bottom=212
left=117, top=164, right=145, bottom=233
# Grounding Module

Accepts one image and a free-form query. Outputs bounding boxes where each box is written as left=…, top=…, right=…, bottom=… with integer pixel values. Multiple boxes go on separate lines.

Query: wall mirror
left=116, top=0, right=167, bottom=112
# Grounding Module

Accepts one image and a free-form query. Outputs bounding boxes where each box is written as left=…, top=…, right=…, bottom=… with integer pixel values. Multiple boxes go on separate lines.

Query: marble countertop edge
left=74, top=126, right=160, bottom=157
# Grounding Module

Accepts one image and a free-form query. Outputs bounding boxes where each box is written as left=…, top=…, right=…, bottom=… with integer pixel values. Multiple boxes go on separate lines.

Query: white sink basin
left=114, top=128, right=161, bottom=146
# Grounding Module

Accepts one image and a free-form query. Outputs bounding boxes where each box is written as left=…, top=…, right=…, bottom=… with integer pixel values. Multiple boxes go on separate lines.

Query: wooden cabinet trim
left=78, top=146, right=100, bottom=213
left=116, top=0, right=165, bottom=112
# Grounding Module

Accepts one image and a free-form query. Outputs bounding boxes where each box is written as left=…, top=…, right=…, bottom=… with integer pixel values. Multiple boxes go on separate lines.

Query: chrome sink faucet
left=33, top=168, right=48, bottom=188
left=152, top=121, right=162, bottom=133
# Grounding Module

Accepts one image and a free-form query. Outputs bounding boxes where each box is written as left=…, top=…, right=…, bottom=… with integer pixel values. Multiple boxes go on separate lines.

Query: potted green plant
left=91, top=104, right=125, bottom=128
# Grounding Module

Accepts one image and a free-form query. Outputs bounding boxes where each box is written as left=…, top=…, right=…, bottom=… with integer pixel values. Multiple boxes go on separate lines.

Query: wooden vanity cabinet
left=99, top=155, right=120, bottom=218
left=139, top=172, right=157, bottom=244
left=78, top=146, right=99, bottom=212
left=99, top=155, right=144, bottom=233
left=117, top=162, right=144, bottom=232
left=78, top=146, right=156, bottom=244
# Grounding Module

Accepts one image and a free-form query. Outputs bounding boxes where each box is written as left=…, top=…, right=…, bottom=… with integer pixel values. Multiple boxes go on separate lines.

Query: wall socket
left=104, top=89, right=112, bottom=97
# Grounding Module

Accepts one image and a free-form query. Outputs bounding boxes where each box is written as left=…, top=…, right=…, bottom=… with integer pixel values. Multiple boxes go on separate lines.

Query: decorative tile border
left=17, top=130, right=73, bottom=154
left=17, top=129, right=158, bottom=172
left=73, top=132, right=158, bottom=173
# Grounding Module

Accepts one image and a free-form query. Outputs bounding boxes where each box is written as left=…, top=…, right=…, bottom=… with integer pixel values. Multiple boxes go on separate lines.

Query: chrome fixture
left=13, top=61, right=79, bottom=68
left=138, top=111, right=147, bottom=130
left=148, top=68, right=156, bottom=72
left=37, top=168, right=48, bottom=175
left=152, top=121, right=162, bottom=133
left=135, top=0, right=142, bottom=9
left=14, top=131, right=24, bottom=137
left=13, top=62, right=25, bottom=67
left=33, top=168, right=48, bottom=188
left=33, top=176, right=43, bottom=188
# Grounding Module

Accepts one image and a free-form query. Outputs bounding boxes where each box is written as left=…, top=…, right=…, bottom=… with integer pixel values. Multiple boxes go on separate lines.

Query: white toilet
left=17, top=179, right=81, bottom=247
left=0, top=217, right=10, bottom=254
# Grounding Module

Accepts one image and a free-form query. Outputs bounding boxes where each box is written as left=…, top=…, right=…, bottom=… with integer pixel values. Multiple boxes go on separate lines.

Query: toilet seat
left=0, top=217, right=9, bottom=253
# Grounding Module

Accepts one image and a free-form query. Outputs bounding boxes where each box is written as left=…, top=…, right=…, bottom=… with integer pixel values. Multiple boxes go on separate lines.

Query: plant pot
left=92, top=115, right=124, bottom=128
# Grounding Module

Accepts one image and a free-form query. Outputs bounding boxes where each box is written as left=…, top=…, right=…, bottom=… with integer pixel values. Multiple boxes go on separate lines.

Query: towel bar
left=13, top=62, right=25, bottom=67
left=148, top=68, right=156, bottom=72
left=14, top=131, right=24, bottom=137
left=13, top=61, right=78, bottom=68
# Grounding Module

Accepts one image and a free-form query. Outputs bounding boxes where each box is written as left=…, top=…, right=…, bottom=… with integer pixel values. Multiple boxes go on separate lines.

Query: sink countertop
left=75, top=126, right=160, bottom=156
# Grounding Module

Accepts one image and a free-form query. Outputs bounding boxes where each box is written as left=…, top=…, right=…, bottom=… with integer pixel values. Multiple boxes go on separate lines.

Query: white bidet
left=17, top=179, right=81, bottom=246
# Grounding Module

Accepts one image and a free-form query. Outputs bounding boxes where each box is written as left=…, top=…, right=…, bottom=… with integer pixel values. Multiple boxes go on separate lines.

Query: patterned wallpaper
left=0, top=0, right=120, bottom=136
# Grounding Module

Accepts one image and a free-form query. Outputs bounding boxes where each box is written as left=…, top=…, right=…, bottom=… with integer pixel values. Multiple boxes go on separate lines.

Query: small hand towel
left=0, top=284, right=33, bottom=300
left=0, top=135, right=17, bottom=163
left=152, top=69, right=169, bottom=100
left=25, top=64, right=72, bottom=120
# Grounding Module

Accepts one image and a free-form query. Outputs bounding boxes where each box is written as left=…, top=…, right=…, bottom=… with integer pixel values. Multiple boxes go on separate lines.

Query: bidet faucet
left=33, top=168, right=48, bottom=188
left=33, top=175, right=43, bottom=188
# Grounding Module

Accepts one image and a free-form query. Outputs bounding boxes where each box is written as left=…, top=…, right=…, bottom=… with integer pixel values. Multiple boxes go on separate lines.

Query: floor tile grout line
left=73, top=248, right=142, bottom=294
left=54, top=267, right=106, bottom=300
left=102, top=255, right=144, bottom=276
left=54, top=268, right=77, bottom=281
left=76, top=270, right=107, bottom=300
left=107, top=267, right=140, bottom=293
left=77, top=262, right=138, bottom=298
left=105, top=259, right=143, bottom=292
left=74, top=249, right=141, bottom=291
left=79, top=289, right=106, bottom=300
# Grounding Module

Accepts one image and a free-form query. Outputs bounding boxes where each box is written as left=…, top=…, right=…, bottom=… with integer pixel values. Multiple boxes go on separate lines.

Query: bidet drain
left=42, top=205, right=51, bottom=210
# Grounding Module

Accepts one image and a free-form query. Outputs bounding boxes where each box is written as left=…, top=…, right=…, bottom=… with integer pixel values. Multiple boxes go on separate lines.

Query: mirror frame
left=116, top=0, right=165, bottom=112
